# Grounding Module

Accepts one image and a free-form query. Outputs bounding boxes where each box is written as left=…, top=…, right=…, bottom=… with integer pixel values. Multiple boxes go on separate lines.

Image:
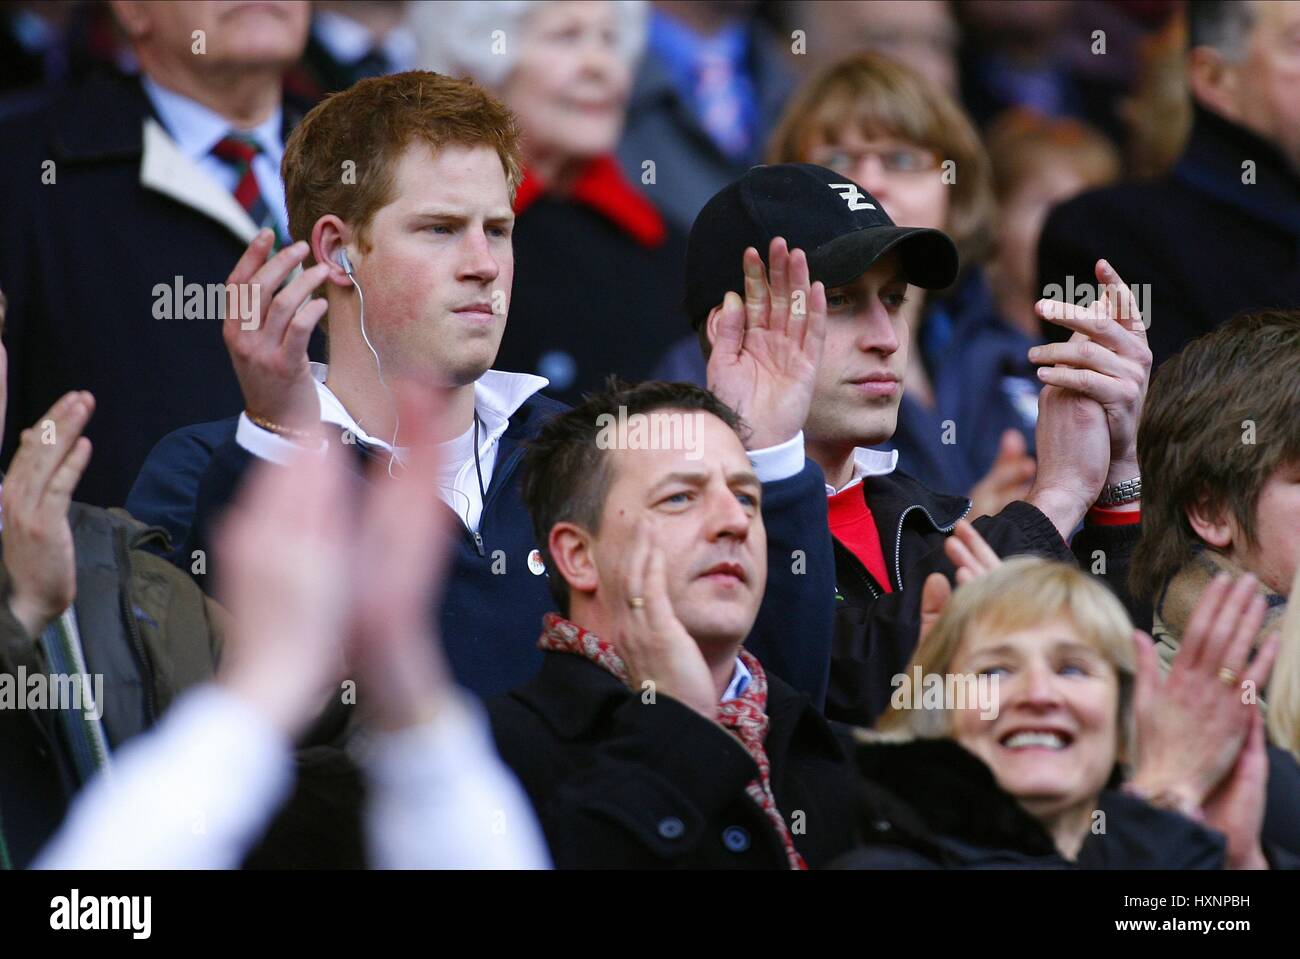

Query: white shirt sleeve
left=359, top=695, right=552, bottom=870
left=747, top=430, right=806, bottom=484
left=235, top=411, right=328, bottom=465
left=33, top=685, right=294, bottom=870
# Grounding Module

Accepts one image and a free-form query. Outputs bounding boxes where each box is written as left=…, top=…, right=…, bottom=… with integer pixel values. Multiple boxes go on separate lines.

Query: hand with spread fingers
left=706, top=237, right=827, bottom=451
left=1, top=391, right=96, bottom=638
left=945, top=519, right=1003, bottom=587
left=1126, top=572, right=1280, bottom=864
left=1030, top=259, right=1152, bottom=489
left=222, top=230, right=329, bottom=435
left=919, top=521, right=1004, bottom=644
left=214, top=380, right=460, bottom=738
left=612, top=519, right=717, bottom=721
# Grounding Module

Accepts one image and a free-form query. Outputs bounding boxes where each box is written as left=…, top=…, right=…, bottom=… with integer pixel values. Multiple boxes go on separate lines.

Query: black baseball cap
left=685, top=163, right=959, bottom=328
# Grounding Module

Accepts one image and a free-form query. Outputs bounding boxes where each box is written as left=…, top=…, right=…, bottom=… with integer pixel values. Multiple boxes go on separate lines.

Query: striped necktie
left=211, top=133, right=285, bottom=245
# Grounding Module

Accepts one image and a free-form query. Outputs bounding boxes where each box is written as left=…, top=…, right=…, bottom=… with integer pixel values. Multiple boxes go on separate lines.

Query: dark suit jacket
left=0, top=71, right=308, bottom=507
left=1038, top=106, right=1300, bottom=369
left=487, top=651, right=863, bottom=869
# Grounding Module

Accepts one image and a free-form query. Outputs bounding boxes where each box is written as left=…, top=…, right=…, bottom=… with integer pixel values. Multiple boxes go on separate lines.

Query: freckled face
left=352, top=142, right=515, bottom=386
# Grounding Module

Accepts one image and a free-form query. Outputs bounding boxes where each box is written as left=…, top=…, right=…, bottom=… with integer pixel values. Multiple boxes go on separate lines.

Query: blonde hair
left=1266, top=566, right=1300, bottom=760
left=875, top=558, right=1138, bottom=762
left=767, top=52, right=994, bottom=268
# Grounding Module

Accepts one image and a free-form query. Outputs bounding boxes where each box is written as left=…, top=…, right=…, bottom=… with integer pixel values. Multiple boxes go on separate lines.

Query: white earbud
left=335, top=249, right=354, bottom=274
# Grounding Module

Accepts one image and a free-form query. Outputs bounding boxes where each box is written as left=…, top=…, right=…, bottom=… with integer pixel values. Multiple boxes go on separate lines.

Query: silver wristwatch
left=1097, top=475, right=1142, bottom=507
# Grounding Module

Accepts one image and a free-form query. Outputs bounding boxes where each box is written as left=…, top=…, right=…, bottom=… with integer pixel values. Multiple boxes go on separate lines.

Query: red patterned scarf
left=538, top=612, right=807, bottom=870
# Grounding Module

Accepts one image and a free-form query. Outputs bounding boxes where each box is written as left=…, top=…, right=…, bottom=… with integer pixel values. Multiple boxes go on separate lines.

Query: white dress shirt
left=824, top=447, right=899, bottom=497
left=141, top=75, right=289, bottom=241
left=34, top=685, right=552, bottom=870
left=236, top=364, right=550, bottom=533
left=236, top=365, right=808, bottom=533
left=722, top=657, right=752, bottom=701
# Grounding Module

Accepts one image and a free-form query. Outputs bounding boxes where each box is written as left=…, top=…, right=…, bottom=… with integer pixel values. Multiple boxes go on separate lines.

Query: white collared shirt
left=237, top=364, right=809, bottom=534
left=722, top=657, right=752, bottom=701
left=825, top=447, right=899, bottom=497
left=140, top=75, right=289, bottom=240
left=235, top=363, right=549, bottom=533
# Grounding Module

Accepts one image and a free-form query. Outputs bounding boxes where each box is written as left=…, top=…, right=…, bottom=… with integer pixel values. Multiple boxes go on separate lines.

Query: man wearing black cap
left=688, top=164, right=1150, bottom=725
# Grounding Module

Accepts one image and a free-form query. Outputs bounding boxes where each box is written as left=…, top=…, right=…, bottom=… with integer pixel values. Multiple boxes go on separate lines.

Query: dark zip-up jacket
left=828, top=469, right=1142, bottom=726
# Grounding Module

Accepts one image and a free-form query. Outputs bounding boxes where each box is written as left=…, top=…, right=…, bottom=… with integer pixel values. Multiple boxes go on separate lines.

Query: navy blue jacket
left=0, top=71, right=312, bottom=508
left=127, top=397, right=836, bottom=704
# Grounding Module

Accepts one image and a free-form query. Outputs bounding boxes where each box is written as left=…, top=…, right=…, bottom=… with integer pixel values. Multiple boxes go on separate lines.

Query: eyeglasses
left=813, top=145, right=942, bottom=175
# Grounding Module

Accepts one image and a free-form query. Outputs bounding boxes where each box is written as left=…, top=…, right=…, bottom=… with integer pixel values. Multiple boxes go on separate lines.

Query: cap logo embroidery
left=828, top=183, right=876, bottom=211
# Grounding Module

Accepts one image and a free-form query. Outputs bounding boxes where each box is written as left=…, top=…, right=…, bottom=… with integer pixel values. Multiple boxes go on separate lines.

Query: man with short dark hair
left=1038, top=0, right=1300, bottom=366
left=490, top=378, right=861, bottom=869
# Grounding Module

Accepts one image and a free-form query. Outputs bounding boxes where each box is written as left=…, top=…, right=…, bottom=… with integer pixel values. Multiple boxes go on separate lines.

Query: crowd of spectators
left=0, top=0, right=1296, bottom=872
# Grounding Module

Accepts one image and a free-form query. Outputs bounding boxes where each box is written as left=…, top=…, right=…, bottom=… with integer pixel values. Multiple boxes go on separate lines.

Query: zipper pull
left=471, top=530, right=485, bottom=557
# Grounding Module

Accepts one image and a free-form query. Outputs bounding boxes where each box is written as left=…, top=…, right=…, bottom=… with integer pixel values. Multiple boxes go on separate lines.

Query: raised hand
left=1026, top=382, right=1110, bottom=541
left=944, top=519, right=1003, bottom=587
left=706, top=237, right=827, bottom=450
left=1128, top=573, right=1280, bottom=816
left=919, top=521, right=1005, bottom=644
left=213, top=438, right=352, bottom=738
left=1, top=392, right=95, bottom=638
left=1202, top=707, right=1271, bottom=870
left=346, top=383, right=457, bottom=732
left=612, top=519, right=717, bottom=720
left=1030, top=259, right=1152, bottom=488
left=918, top=573, right=951, bottom=647
left=222, top=230, right=329, bottom=433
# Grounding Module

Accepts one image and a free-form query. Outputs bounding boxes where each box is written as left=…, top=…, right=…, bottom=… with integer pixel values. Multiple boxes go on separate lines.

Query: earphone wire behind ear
left=336, top=248, right=400, bottom=477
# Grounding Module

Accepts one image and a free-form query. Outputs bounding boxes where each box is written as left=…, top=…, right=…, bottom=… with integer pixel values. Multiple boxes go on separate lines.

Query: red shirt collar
left=515, top=155, right=667, bottom=249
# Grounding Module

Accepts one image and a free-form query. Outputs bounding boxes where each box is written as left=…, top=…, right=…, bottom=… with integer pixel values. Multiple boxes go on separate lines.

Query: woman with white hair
left=412, top=1, right=689, bottom=405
